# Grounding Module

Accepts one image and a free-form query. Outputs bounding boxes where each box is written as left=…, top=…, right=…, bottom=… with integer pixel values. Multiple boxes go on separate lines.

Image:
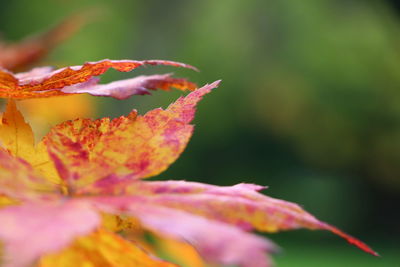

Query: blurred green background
left=1, top=0, right=399, bottom=266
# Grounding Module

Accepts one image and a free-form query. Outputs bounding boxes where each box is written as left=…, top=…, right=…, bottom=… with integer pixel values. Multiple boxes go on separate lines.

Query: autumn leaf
left=0, top=148, right=57, bottom=200
left=0, top=13, right=86, bottom=71
left=43, top=81, right=219, bottom=190
left=39, top=229, right=178, bottom=267
left=0, top=100, right=62, bottom=186
left=61, top=73, right=198, bottom=100
left=88, top=180, right=378, bottom=256
left=154, top=237, right=206, bottom=267
left=0, top=100, right=35, bottom=158
left=0, top=195, right=18, bottom=209
left=0, top=13, right=98, bottom=147
left=0, top=201, right=100, bottom=267
left=98, top=203, right=277, bottom=267
left=0, top=78, right=377, bottom=267
left=0, top=59, right=197, bottom=99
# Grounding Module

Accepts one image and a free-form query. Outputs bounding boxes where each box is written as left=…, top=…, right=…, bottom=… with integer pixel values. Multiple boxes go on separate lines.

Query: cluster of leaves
left=0, top=18, right=377, bottom=267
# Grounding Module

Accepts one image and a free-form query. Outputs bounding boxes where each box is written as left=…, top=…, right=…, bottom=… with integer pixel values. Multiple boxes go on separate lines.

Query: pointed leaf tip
left=327, top=225, right=379, bottom=256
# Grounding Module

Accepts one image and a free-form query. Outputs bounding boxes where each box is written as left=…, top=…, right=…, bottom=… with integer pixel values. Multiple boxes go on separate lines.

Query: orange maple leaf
left=0, top=59, right=197, bottom=99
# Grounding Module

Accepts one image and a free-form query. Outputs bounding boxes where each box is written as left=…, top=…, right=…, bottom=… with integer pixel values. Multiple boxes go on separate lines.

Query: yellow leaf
left=0, top=195, right=18, bottom=208
left=101, top=213, right=142, bottom=233
left=38, top=229, right=178, bottom=267
left=32, top=141, right=64, bottom=187
left=0, top=100, right=62, bottom=186
left=0, top=100, right=34, bottom=158
left=156, top=237, right=206, bottom=267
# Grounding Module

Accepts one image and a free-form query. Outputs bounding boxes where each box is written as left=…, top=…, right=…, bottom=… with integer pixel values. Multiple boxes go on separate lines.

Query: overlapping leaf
left=0, top=100, right=62, bottom=185
left=39, top=229, right=177, bottom=267
left=0, top=149, right=57, bottom=200
left=0, top=100, right=35, bottom=158
left=0, top=74, right=378, bottom=267
left=87, top=180, right=378, bottom=256
left=154, top=237, right=206, bottom=267
left=0, top=201, right=100, bottom=267
left=62, top=73, right=197, bottom=100
left=95, top=202, right=277, bottom=267
left=0, top=195, right=18, bottom=208
left=0, top=59, right=197, bottom=99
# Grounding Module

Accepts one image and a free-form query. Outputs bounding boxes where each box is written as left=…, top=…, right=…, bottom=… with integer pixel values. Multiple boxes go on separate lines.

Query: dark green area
left=1, top=0, right=400, bottom=265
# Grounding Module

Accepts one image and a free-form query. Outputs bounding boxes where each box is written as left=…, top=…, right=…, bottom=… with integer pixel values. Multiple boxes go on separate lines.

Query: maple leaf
left=0, top=59, right=197, bottom=99
left=0, top=13, right=85, bottom=71
left=43, top=82, right=217, bottom=190
left=0, top=80, right=377, bottom=267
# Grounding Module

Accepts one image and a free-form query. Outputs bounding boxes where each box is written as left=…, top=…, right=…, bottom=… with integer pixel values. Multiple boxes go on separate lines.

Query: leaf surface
left=86, top=180, right=378, bottom=256
left=0, top=195, right=19, bottom=208
left=0, top=71, right=379, bottom=266
left=0, top=100, right=62, bottom=185
left=0, top=100, right=35, bottom=158
left=39, top=228, right=178, bottom=267
left=0, top=201, right=100, bottom=267
left=0, top=148, right=57, bottom=200
left=44, top=81, right=220, bottom=189
left=62, top=73, right=197, bottom=99
left=0, top=59, right=197, bottom=99
left=95, top=201, right=275, bottom=267
left=154, top=237, right=206, bottom=267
